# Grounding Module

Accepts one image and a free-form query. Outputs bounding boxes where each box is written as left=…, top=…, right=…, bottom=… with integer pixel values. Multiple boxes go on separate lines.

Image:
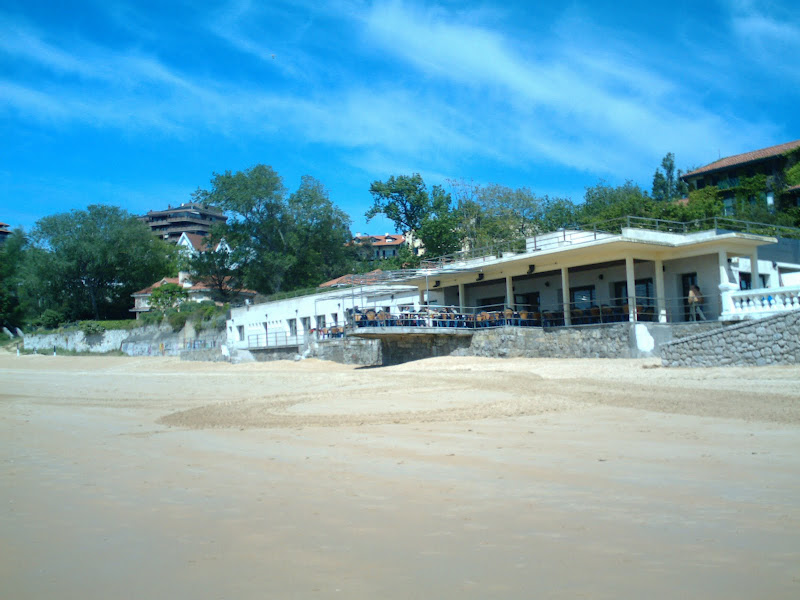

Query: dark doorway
left=681, top=272, right=697, bottom=321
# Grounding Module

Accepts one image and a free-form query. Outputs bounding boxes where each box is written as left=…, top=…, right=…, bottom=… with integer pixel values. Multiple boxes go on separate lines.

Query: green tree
left=538, top=196, right=578, bottom=232
left=367, top=174, right=462, bottom=258
left=580, top=181, right=655, bottom=223
left=0, top=228, right=28, bottom=329
left=651, top=152, right=689, bottom=202
left=194, top=165, right=292, bottom=294
left=25, top=205, right=177, bottom=321
left=196, top=166, right=356, bottom=293
left=188, top=243, right=245, bottom=303
left=416, top=185, right=462, bottom=257
left=366, top=174, right=430, bottom=233
left=285, top=176, right=357, bottom=286
left=149, top=283, right=189, bottom=310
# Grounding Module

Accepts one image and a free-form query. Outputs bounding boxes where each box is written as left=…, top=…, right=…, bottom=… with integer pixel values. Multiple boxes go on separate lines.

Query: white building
left=227, top=283, right=420, bottom=349
left=226, top=218, right=800, bottom=350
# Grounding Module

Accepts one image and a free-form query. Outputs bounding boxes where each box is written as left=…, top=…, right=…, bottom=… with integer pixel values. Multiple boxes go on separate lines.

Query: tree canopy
left=195, top=166, right=356, bottom=294
left=367, top=174, right=463, bottom=257
left=24, top=205, right=177, bottom=322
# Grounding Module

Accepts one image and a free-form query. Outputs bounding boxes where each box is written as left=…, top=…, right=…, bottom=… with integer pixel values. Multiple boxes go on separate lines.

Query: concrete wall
left=381, top=334, right=472, bottom=366
left=227, top=285, right=420, bottom=352
left=25, top=325, right=228, bottom=359
left=661, top=312, right=800, bottom=367
left=310, top=337, right=382, bottom=366
left=469, top=324, right=633, bottom=359
left=24, top=328, right=131, bottom=354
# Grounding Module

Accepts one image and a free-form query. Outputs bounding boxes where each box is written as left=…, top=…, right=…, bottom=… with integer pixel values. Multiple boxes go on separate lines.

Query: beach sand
left=1, top=353, right=799, bottom=599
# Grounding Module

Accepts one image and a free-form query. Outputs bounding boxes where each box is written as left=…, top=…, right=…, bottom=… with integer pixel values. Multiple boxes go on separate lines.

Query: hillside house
left=131, top=274, right=256, bottom=319
left=140, top=202, right=227, bottom=243
left=681, top=140, right=800, bottom=216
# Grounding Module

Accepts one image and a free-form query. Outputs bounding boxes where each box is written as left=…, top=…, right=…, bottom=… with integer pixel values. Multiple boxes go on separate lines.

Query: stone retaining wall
left=661, top=312, right=800, bottom=367
left=25, top=325, right=227, bottom=358
left=469, top=324, right=632, bottom=359
left=310, top=337, right=382, bottom=366
left=24, top=328, right=131, bottom=354
left=381, top=334, right=471, bottom=366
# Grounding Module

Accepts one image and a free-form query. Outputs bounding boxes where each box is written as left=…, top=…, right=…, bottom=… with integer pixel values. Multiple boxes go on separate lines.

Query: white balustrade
left=724, top=285, right=800, bottom=320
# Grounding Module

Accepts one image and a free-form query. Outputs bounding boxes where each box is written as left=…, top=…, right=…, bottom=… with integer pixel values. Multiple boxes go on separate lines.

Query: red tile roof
left=318, top=269, right=384, bottom=288
left=132, top=277, right=255, bottom=296
left=354, top=234, right=405, bottom=247
left=683, top=140, right=800, bottom=178
left=180, top=232, right=224, bottom=252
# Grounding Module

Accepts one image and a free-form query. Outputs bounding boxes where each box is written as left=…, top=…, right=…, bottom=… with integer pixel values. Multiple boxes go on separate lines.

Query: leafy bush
left=140, top=310, right=164, bottom=326
left=79, top=321, right=106, bottom=336
left=167, top=311, right=188, bottom=332
left=31, top=309, right=65, bottom=330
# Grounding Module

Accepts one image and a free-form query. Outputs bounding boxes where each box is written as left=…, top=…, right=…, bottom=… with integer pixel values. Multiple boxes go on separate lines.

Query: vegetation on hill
left=3, top=151, right=799, bottom=331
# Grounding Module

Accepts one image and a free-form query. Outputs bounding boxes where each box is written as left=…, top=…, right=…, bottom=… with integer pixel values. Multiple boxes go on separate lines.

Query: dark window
left=570, top=286, right=595, bottom=310
left=613, top=278, right=654, bottom=306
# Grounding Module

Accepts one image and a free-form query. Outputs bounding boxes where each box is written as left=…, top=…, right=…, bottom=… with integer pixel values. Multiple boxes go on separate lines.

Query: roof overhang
left=396, top=229, right=778, bottom=288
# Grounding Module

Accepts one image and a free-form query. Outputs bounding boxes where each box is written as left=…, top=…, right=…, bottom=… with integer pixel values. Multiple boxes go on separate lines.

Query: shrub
left=167, top=311, right=188, bottom=332
left=79, top=321, right=106, bottom=336
left=32, top=309, right=65, bottom=330
left=140, top=310, right=164, bottom=326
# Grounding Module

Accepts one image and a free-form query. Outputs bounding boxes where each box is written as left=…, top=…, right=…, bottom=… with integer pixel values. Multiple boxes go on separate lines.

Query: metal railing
left=344, top=296, right=716, bottom=331
left=247, top=332, right=306, bottom=349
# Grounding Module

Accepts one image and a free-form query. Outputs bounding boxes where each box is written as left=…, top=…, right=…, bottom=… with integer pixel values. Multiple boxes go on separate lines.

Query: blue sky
left=2, top=0, right=798, bottom=236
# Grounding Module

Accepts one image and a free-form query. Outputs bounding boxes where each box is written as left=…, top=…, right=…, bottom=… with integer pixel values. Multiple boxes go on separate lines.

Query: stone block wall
left=24, top=328, right=131, bottom=354
left=469, top=324, right=633, bottom=359
left=25, top=324, right=227, bottom=358
left=661, top=312, right=800, bottom=367
left=310, top=337, right=383, bottom=366
left=380, top=334, right=472, bottom=366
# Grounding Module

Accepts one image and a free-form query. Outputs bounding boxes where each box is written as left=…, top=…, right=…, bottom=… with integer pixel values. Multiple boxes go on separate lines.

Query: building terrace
left=227, top=216, right=800, bottom=353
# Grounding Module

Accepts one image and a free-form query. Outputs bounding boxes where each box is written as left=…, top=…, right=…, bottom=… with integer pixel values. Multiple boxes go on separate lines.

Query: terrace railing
left=723, top=285, right=800, bottom=320
left=247, top=332, right=306, bottom=349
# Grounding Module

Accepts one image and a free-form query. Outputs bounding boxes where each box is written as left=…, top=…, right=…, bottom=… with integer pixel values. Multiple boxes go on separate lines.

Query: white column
left=750, top=251, right=760, bottom=289
left=654, top=258, right=667, bottom=323
left=505, top=275, right=514, bottom=309
left=625, top=256, right=636, bottom=322
left=718, top=250, right=729, bottom=287
left=561, top=266, right=571, bottom=326
left=718, top=250, right=737, bottom=318
left=458, top=283, right=466, bottom=313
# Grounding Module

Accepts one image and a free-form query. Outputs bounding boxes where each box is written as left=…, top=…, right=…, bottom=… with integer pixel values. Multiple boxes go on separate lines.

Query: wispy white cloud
left=0, top=0, right=791, bottom=198
left=357, top=1, right=771, bottom=176
left=726, top=0, right=800, bottom=81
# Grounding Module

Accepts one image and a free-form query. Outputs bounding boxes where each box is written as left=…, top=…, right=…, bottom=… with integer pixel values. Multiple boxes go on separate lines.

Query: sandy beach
left=1, top=353, right=799, bottom=599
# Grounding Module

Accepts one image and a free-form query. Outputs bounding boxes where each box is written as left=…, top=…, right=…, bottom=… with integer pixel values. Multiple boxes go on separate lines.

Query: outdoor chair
left=601, top=305, right=614, bottom=322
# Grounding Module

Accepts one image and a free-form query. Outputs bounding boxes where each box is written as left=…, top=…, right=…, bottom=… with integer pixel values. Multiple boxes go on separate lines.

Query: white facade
left=227, top=284, right=420, bottom=349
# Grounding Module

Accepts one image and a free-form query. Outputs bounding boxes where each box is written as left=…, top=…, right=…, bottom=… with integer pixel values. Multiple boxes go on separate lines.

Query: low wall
left=661, top=312, right=800, bottom=367
left=381, top=334, right=471, bottom=366
left=24, top=328, right=131, bottom=354
left=470, top=324, right=632, bottom=359
left=310, top=337, right=382, bottom=366
left=25, top=325, right=227, bottom=358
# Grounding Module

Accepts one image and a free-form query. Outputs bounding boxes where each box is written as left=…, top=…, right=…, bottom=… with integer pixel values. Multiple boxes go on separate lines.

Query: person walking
left=688, top=284, right=706, bottom=321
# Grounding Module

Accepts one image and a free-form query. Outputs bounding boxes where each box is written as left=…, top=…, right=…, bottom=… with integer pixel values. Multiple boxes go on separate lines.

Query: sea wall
left=309, top=337, right=382, bottom=366
left=661, top=312, right=800, bottom=367
left=24, top=325, right=227, bottom=359
left=381, top=334, right=471, bottom=366
left=24, top=328, right=132, bottom=354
